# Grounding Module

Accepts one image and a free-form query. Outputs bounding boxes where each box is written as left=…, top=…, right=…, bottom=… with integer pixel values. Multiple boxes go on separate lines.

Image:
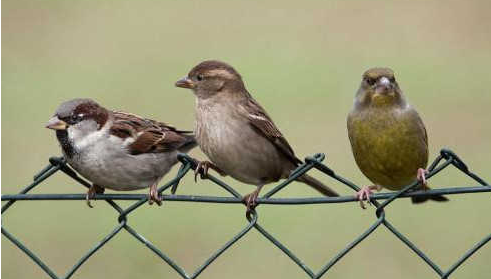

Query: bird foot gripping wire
left=416, top=168, right=429, bottom=186
left=86, top=184, right=105, bottom=208
left=242, top=186, right=264, bottom=215
left=148, top=183, right=163, bottom=206
left=193, top=160, right=226, bottom=182
left=356, top=185, right=382, bottom=209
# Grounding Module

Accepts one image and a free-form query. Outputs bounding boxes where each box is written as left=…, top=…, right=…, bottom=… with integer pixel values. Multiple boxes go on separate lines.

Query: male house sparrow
left=175, top=60, right=338, bottom=212
left=347, top=68, right=448, bottom=208
left=46, top=98, right=197, bottom=207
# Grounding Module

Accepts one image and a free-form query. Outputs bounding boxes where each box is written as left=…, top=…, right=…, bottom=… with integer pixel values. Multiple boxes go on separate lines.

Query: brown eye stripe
left=204, top=69, right=236, bottom=79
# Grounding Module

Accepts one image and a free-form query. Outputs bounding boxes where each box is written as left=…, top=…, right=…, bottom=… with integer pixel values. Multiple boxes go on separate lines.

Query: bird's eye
left=366, top=77, right=375, bottom=85
left=196, top=74, right=203, bottom=81
left=389, top=77, right=395, bottom=82
left=71, top=114, right=84, bottom=123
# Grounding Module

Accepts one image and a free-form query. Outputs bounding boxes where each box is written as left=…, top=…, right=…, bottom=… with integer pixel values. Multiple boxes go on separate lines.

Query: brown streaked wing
left=110, top=111, right=190, bottom=155
left=241, top=97, right=302, bottom=165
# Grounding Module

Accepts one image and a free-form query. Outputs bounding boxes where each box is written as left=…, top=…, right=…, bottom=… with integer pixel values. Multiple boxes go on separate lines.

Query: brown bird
left=347, top=68, right=449, bottom=208
left=46, top=98, right=197, bottom=207
left=175, top=60, right=339, bottom=212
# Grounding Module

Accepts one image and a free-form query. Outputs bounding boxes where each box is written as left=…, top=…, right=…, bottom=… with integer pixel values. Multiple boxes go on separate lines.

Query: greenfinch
left=347, top=68, right=448, bottom=208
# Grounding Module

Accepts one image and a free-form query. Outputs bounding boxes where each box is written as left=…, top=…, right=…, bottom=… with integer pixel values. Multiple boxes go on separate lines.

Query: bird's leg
left=194, top=160, right=226, bottom=182
left=148, top=182, right=162, bottom=206
left=417, top=168, right=429, bottom=187
left=355, top=185, right=382, bottom=209
left=86, top=184, right=105, bottom=208
left=242, top=185, right=264, bottom=214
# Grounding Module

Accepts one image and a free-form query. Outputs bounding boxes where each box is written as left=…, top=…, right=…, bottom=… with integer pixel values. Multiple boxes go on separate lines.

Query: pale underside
left=65, top=119, right=178, bottom=190
left=195, top=95, right=293, bottom=187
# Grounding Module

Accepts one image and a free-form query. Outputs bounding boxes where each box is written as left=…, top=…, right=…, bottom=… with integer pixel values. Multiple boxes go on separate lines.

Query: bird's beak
left=375, top=76, right=391, bottom=94
left=46, top=116, right=68, bottom=130
left=175, top=76, right=195, bottom=89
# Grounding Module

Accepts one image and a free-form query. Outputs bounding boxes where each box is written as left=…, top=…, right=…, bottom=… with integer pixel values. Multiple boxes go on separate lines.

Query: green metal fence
left=2, top=148, right=490, bottom=279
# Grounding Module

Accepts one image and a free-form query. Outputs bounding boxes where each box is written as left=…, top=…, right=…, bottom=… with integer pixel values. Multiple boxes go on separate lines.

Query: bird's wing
left=346, top=112, right=356, bottom=145
left=346, top=110, right=364, bottom=162
left=239, top=97, right=302, bottom=165
left=406, top=108, right=429, bottom=163
left=110, top=111, right=195, bottom=155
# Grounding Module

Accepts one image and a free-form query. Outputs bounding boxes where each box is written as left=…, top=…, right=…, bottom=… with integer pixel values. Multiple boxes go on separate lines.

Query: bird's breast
left=65, top=133, right=177, bottom=190
left=194, top=101, right=285, bottom=185
left=348, top=109, right=428, bottom=189
left=195, top=102, right=246, bottom=162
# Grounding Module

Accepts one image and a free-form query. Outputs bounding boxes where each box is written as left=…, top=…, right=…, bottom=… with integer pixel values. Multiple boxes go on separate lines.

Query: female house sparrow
left=347, top=68, right=448, bottom=208
left=175, top=60, right=338, bottom=212
left=46, top=98, right=197, bottom=207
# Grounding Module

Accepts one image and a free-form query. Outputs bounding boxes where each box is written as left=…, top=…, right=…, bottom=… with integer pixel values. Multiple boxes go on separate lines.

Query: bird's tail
left=297, top=174, right=339, bottom=197
left=411, top=184, right=449, bottom=204
left=177, top=134, right=198, bottom=153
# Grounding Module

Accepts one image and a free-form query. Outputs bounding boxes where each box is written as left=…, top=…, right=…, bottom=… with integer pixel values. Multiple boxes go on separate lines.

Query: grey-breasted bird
left=347, top=68, right=449, bottom=208
left=46, top=98, right=197, bottom=207
left=175, top=60, right=338, bottom=212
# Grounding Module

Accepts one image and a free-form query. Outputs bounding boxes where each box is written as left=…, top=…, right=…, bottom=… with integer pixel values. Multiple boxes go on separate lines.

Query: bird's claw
left=86, top=193, right=94, bottom=208
left=194, top=161, right=210, bottom=182
left=417, top=168, right=429, bottom=186
left=86, top=184, right=104, bottom=208
left=194, top=161, right=225, bottom=182
left=356, top=186, right=376, bottom=209
left=243, top=190, right=261, bottom=214
left=148, top=183, right=162, bottom=206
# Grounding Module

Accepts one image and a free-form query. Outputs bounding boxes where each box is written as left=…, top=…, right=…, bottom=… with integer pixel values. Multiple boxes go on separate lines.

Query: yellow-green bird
left=347, top=67, right=449, bottom=208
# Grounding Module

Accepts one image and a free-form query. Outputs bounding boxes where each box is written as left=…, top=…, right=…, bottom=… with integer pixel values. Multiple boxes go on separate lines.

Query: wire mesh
left=2, top=148, right=490, bottom=279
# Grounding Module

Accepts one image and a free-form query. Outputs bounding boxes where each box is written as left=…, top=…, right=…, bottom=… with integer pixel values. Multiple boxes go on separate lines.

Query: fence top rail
left=2, top=186, right=490, bottom=203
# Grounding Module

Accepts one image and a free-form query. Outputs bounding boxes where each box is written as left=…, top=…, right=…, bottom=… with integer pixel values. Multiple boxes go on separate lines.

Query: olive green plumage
left=347, top=67, right=448, bottom=203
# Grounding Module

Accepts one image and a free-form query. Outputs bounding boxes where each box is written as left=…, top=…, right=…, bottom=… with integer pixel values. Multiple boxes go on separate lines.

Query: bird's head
left=355, top=67, right=405, bottom=108
left=46, top=98, right=109, bottom=141
left=175, top=60, right=246, bottom=99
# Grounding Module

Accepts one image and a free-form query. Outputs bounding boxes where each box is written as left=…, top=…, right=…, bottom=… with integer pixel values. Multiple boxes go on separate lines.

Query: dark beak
left=46, top=116, right=68, bottom=130
left=175, top=76, right=195, bottom=89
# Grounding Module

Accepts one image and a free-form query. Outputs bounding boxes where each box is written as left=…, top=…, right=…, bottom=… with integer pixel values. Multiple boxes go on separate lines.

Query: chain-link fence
left=2, top=148, right=490, bottom=279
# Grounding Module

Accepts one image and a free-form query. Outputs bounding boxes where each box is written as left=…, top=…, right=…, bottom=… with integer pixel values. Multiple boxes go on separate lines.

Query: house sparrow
left=46, top=98, right=197, bottom=207
left=175, top=60, right=339, bottom=212
left=347, top=68, right=449, bottom=208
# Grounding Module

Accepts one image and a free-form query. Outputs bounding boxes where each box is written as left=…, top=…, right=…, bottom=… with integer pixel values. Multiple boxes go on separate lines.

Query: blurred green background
left=2, top=0, right=491, bottom=278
